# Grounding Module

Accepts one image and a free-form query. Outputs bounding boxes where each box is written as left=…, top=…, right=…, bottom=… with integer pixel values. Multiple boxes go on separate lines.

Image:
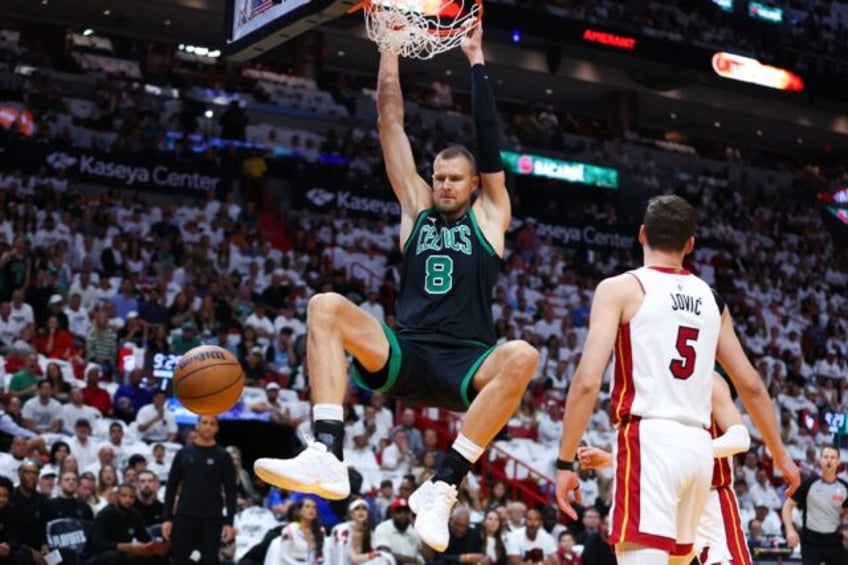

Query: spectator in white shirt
left=85, top=444, right=118, bottom=478
left=135, top=391, right=178, bottom=443
left=244, top=302, right=275, bottom=341
left=9, top=289, right=34, bottom=329
left=536, top=400, right=562, bottom=446
left=64, top=292, right=92, bottom=339
left=148, top=443, right=170, bottom=483
left=749, top=468, right=783, bottom=511
left=273, top=303, right=306, bottom=340
left=69, top=270, right=101, bottom=310
left=0, top=436, right=28, bottom=485
left=343, top=425, right=382, bottom=493
left=815, top=349, right=842, bottom=379
left=0, top=301, right=23, bottom=345
left=373, top=498, right=421, bottom=564
left=380, top=429, right=415, bottom=487
left=68, top=418, right=99, bottom=472
left=21, top=379, right=63, bottom=433
left=359, top=290, right=385, bottom=323
left=59, top=387, right=102, bottom=434
left=505, top=507, right=558, bottom=564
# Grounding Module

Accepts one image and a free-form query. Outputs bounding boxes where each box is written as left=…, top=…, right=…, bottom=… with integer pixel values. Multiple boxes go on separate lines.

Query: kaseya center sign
left=43, top=147, right=221, bottom=194
left=501, top=151, right=619, bottom=189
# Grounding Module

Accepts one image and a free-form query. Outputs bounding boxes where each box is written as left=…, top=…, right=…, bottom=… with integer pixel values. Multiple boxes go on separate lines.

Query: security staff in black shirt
left=0, top=475, right=34, bottom=564
left=11, top=461, right=51, bottom=561
left=88, top=483, right=167, bottom=564
left=133, top=470, right=164, bottom=528
left=782, top=445, right=848, bottom=565
left=162, top=416, right=236, bottom=564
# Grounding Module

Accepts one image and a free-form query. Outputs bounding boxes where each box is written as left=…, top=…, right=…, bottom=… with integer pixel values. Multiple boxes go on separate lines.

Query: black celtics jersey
left=397, top=207, right=500, bottom=345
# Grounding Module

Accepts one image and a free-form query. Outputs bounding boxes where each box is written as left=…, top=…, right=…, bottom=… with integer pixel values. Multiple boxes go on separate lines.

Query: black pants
left=84, top=551, right=165, bottom=564
left=802, top=541, right=848, bottom=565
left=0, top=547, right=34, bottom=564
left=170, top=515, right=223, bottom=565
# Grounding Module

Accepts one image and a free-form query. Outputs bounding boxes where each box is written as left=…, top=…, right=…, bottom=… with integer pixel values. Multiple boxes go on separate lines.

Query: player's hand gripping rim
left=555, top=469, right=581, bottom=520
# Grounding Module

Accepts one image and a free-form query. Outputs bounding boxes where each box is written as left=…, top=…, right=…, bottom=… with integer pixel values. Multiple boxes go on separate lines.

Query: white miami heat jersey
left=610, top=266, right=722, bottom=429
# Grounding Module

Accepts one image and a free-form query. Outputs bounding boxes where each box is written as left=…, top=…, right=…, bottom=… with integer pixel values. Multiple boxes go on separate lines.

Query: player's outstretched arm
left=461, top=25, right=510, bottom=235
left=376, top=51, right=432, bottom=242
left=716, top=309, right=800, bottom=495
left=556, top=276, right=625, bottom=518
left=711, top=373, right=750, bottom=458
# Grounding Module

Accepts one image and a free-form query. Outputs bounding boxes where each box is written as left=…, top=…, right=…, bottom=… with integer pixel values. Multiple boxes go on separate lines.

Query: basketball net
left=360, top=0, right=483, bottom=59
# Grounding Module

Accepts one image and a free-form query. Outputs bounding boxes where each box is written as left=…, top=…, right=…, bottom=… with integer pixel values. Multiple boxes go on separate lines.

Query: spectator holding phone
left=135, top=391, right=177, bottom=443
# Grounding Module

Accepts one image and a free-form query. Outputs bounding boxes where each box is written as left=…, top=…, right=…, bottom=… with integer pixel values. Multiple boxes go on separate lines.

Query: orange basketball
left=173, top=345, right=245, bottom=415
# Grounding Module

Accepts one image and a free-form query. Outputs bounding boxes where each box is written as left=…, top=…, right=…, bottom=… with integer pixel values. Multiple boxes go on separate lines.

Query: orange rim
left=355, top=0, right=483, bottom=37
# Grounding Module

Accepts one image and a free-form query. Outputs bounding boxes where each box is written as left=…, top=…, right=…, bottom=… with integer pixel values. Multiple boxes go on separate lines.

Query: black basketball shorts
left=351, top=324, right=496, bottom=412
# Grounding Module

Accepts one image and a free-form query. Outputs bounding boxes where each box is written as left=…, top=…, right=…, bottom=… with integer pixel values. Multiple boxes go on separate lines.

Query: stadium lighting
left=208, top=50, right=221, bottom=58
left=185, top=45, right=196, bottom=53
left=83, top=29, right=94, bottom=37
left=712, top=51, right=804, bottom=91
left=195, top=47, right=209, bottom=56
left=204, top=110, right=214, bottom=118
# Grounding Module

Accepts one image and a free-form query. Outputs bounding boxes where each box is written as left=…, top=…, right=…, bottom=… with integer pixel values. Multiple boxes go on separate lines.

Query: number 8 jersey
left=610, top=266, right=722, bottom=430
left=396, top=208, right=500, bottom=345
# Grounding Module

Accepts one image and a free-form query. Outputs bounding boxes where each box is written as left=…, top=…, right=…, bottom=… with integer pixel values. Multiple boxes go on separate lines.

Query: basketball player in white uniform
left=578, top=374, right=754, bottom=565
left=554, top=195, right=799, bottom=565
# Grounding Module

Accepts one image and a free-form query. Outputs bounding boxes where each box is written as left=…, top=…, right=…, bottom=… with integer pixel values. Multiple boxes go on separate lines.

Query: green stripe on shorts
left=459, top=344, right=497, bottom=407
left=350, top=322, right=402, bottom=394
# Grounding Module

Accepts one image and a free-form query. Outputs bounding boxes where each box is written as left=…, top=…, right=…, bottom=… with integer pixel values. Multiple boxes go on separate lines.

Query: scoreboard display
left=225, top=0, right=358, bottom=61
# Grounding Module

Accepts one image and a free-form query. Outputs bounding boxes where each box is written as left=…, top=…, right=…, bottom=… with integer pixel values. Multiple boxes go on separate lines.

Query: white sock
left=313, top=403, right=344, bottom=422
left=452, top=433, right=485, bottom=464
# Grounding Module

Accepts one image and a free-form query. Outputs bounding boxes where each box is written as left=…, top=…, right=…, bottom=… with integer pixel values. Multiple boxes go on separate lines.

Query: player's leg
left=254, top=292, right=389, bottom=499
left=410, top=339, right=537, bottom=551
left=614, top=542, right=668, bottom=565
left=170, top=514, right=200, bottom=564
left=717, top=488, right=752, bottom=565
left=672, top=429, right=713, bottom=565
left=695, top=490, right=734, bottom=565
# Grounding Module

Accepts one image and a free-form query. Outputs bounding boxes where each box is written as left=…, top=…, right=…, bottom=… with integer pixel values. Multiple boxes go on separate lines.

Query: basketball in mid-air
left=173, top=345, right=244, bottom=415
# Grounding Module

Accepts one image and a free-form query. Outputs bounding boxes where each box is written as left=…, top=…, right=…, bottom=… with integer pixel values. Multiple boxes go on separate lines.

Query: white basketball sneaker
left=408, top=479, right=458, bottom=552
left=254, top=442, right=350, bottom=500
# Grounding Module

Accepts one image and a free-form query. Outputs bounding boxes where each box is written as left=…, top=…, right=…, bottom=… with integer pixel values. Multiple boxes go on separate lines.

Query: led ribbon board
left=712, top=51, right=804, bottom=91
left=501, top=151, right=618, bottom=189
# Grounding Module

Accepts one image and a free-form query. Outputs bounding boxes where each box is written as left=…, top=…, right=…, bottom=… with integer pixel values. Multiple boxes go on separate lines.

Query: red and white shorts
left=695, top=487, right=753, bottom=564
left=609, top=418, right=713, bottom=556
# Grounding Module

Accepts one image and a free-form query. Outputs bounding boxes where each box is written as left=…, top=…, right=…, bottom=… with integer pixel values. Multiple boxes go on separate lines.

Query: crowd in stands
left=0, top=9, right=846, bottom=565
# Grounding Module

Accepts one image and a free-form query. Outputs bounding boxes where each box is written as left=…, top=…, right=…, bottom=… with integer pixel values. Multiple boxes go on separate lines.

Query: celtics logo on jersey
left=415, top=224, right=472, bottom=295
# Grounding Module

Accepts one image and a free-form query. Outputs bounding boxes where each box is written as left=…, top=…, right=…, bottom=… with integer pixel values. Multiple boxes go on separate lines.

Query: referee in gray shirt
left=782, top=445, right=848, bottom=564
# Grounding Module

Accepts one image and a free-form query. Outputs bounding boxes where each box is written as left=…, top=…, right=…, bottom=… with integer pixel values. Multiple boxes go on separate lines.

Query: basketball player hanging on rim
left=254, top=25, right=539, bottom=552
left=554, top=195, right=800, bottom=565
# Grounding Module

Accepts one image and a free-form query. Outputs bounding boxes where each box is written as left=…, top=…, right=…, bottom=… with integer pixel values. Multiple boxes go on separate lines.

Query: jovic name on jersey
left=611, top=266, right=723, bottom=429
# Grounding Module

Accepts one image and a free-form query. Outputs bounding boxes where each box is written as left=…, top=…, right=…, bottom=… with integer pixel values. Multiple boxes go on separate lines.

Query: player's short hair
left=642, top=195, right=697, bottom=252
left=435, top=144, right=477, bottom=173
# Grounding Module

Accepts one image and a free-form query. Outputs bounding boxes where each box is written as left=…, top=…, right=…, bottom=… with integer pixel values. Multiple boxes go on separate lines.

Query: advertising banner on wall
left=7, top=141, right=222, bottom=195
left=295, top=184, right=637, bottom=250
